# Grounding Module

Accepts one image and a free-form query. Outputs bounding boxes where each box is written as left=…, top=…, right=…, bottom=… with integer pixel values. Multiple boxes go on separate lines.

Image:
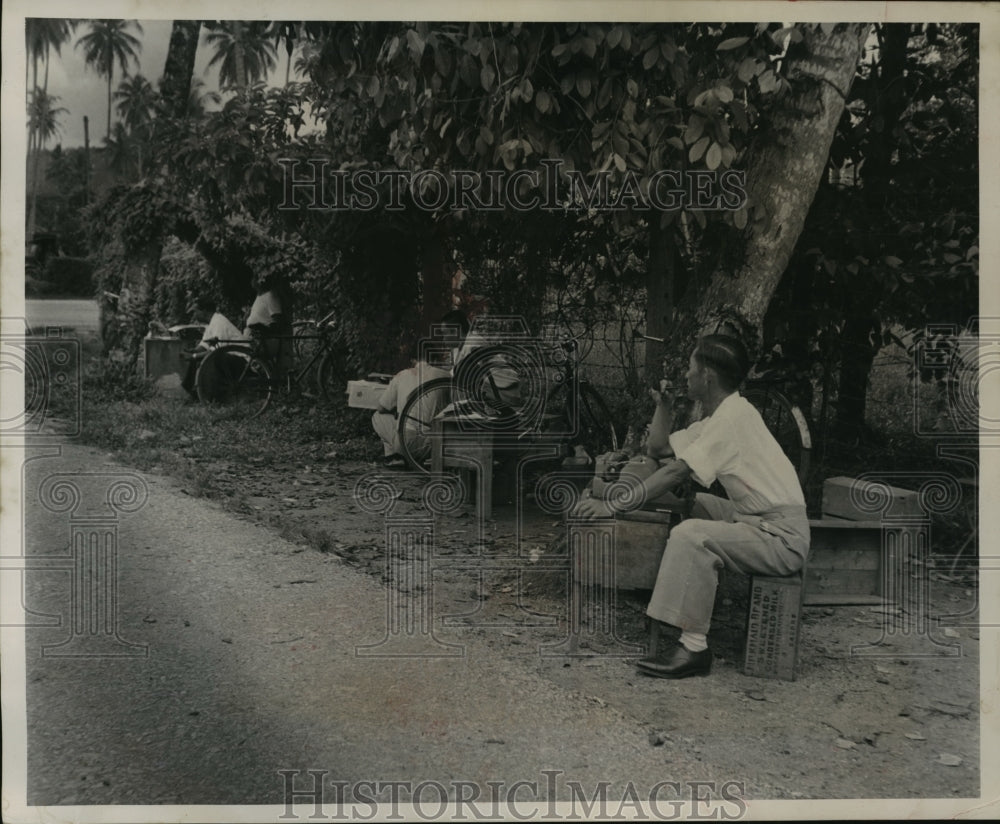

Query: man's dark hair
left=438, top=309, right=471, bottom=338
left=195, top=295, right=217, bottom=314
left=693, top=334, right=750, bottom=392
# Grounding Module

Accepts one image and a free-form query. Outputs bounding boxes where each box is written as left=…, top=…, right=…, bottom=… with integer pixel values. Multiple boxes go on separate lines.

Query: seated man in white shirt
left=572, top=335, right=809, bottom=679
left=181, top=297, right=246, bottom=396
left=372, top=346, right=452, bottom=466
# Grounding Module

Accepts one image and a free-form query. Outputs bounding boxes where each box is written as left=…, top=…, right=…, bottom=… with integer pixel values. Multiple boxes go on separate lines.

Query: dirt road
left=8, top=441, right=987, bottom=820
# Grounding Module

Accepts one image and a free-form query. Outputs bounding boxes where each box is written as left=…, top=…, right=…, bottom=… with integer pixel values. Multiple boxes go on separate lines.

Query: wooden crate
left=346, top=379, right=387, bottom=409
left=607, top=509, right=678, bottom=589
left=743, top=574, right=804, bottom=681
left=822, top=476, right=922, bottom=521
left=803, top=518, right=884, bottom=605
left=142, top=337, right=186, bottom=380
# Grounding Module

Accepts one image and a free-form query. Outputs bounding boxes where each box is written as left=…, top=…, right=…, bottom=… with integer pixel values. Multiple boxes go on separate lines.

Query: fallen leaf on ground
left=905, top=732, right=926, bottom=741
left=835, top=738, right=856, bottom=750
left=937, top=753, right=962, bottom=766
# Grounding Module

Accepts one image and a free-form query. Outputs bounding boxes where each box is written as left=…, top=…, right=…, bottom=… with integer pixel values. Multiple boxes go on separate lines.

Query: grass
left=78, top=363, right=380, bottom=500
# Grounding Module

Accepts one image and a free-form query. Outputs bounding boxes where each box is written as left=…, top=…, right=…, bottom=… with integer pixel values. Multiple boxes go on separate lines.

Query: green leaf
left=643, top=47, right=659, bottom=70
left=733, top=207, right=748, bottom=230
left=521, top=77, right=534, bottom=102
left=715, top=84, right=734, bottom=104
left=684, top=115, right=705, bottom=146
left=597, top=78, right=613, bottom=109
left=406, top=29, right=425, bottom=59
left=705, top=142, right=722, bottom=170
left=481, top=65, right=496, bottom=91
left=627, top=78, right=639, bottom=98
left=581, top=37, right=597, bottom=59
left=535, top=89, right=551, bottom=113
left=606, top=25, right=624, bottom=49
left=717, top=36, right=750, bottom=51
left=576, top=74, right=592, bottom=98
left=561, top=73, right=575, bottom=96
left=689, top=136, right=709, bottom=163
left=613, top=153, right=626, bottom=172
left=737, top=57, right=757, bottom=84
left=884, top=255, right=902, bottom=268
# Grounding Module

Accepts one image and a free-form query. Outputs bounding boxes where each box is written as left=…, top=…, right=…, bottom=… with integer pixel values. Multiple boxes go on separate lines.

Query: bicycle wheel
left=195, top=345, right=273, bottom=418
left=743, top=385, right=812, bottom=486
left=572, top=383, right=622, bottom=460
left=396, top=377, right=452, bottom=471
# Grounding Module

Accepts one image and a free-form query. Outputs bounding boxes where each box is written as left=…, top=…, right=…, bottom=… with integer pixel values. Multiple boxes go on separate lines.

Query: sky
left=30, top=20, right=297, bottom=149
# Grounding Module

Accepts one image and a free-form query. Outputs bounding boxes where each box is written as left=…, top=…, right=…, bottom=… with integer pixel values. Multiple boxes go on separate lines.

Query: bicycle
left=194, top=308, right=344, bottom=418
left=633, top=330, right=813, bottom=486
left=394, top=333, right=623, bottom=472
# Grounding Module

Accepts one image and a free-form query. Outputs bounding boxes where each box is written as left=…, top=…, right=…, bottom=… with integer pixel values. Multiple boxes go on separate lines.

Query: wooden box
left=606, top=509, right=679, bottom=590
left=743, top=574, right=804, bottom=681
left=803, top=518, right=884, bottom=605
left=822, top=476, right=922, bottom=521
left=346, top=379, right=387, bottom=409
left=142, top=337, right=186, bottom=380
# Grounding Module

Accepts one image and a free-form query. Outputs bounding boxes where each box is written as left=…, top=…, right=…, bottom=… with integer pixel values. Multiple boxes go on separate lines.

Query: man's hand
left=571, top=497, right=616, bottom=520
left=649, top=378, right=673, bottom=407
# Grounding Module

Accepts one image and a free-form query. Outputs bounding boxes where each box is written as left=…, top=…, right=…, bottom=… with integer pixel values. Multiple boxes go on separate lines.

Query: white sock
left=679, top=631, right=708, bottom=652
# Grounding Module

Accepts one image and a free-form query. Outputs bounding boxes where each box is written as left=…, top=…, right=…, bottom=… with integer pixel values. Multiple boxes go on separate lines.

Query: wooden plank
left=805, top=567, right=880, bottom=598
left=803, top=593, right=893, bottom=606
left=822, top=477, right=923, bottom=521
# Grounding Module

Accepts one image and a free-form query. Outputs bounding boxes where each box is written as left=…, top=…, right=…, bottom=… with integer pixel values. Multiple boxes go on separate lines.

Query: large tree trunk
left=160, top=21, right=201, bottom=119
left=666, top=23, right=870, bottom=375
left=113, top=21, right=202, bottom=367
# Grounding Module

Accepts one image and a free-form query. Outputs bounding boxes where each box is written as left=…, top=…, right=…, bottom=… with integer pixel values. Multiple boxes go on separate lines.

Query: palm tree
left=185, top=77, right=222, bottom=118
left=104, top=121, right=138, bottom=179
left=114, top=73, right=157, bottom=176
left=114, top=73, right=157, bottom=130
left=267, top=21, right=300, bottom=85
left=76, top=19, right=143, bottom=139
left=27, top=91, right=68, bottom=235
left=204, top=21, right=277, bottom=89
left=26, top=19, right=77, bottom=237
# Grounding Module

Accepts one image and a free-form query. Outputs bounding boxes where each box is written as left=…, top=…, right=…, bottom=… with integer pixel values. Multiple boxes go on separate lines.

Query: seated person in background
left=181, top=296, right=245, bottom=396
left=372, top=345, right=451, bottom=466
left=452, top=313, right=522, bottom=412
left=573, top=335, right=809, bottom=680
left=244, top=274, right=292, bottom=373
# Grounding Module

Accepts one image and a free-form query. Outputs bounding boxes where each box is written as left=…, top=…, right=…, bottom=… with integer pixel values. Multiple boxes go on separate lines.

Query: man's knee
left=668, top=518, right=712, bottom=547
